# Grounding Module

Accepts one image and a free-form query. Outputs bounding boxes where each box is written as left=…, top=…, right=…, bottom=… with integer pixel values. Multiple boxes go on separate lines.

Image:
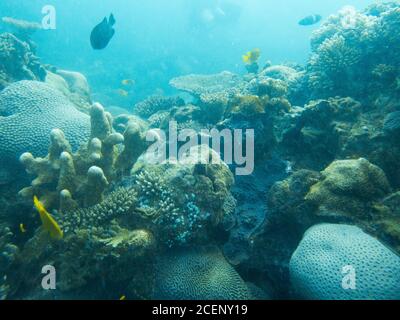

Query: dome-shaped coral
left=0, top=80, right=90, bottom=184
left=290, top=223, right=400, bottom=300
left=153, top=247, right=253, bottom=300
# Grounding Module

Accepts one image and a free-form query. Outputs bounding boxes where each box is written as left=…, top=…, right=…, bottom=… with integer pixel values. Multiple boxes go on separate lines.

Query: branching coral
left=60, top=187, right=138, bottom=234
left=131, top=145, right=236, bottom=248
left=0, top=80, right=90, bottom=185
left=19, top=102, right=147, bottom=211
left=306, top=4, right=400, bottom=99
left=0, top=33, right=46, bottom=89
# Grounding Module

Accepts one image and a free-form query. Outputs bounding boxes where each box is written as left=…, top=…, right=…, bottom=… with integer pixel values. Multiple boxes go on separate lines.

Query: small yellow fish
left=242, top=48, right=261, bottom=64
left=33, top=196, right=63, bottom=240
left=121, top=79, right=135, bottom=86
left=119, top=295, right=126, bottom=300
left=118, top=89, right=129, bottom=97
left=19, top=223, right=27, bottom=233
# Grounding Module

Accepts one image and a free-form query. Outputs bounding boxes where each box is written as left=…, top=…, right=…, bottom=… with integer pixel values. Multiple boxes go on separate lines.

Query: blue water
left=0, top=0, right=374, bottom=106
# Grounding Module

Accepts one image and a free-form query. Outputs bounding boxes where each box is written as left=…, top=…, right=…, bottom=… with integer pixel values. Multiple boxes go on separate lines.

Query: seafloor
left=1, top=2, right=400, bottom=300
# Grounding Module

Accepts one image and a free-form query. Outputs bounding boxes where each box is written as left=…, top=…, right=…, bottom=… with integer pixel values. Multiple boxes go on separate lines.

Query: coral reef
left=0, top=33, right=46, bottom=90
left=153, top=247, right=254, bottom=300
left=0, top=223, right=18, bottom=300
left=170, top=71, right=246, bottom=99
left=132, top=144, right=235, bottom=248
left=133, top=95, right=184, bottom=119
left=1, top=17, right=42, bottom=43
left=290, top=224, right=400, bottom=300
left=18, top=102, right=147, bottom=211
left=305, top=158, right=391, bottom=219
left=281, top=97, right=363, bottom=170
left=55, top=70, right=92, bottom=114
left=0, top=81, right=90, bottom=185
left=307, top=4, right=400, bottom=100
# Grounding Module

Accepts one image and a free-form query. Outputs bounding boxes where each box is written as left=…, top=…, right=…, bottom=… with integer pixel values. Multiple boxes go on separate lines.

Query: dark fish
left=298, top=14, right=322, bottom=26
left=90, top=14, right=116, bottom=50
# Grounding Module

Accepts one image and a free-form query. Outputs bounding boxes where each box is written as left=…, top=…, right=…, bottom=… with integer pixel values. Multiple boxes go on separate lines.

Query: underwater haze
left=1, top=0, right=400, bottom=301
left=0, top=0, right=374, bottom=106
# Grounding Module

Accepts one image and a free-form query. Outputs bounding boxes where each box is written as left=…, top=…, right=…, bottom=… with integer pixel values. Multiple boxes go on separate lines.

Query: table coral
left=170, top=71, right=246, bottom=98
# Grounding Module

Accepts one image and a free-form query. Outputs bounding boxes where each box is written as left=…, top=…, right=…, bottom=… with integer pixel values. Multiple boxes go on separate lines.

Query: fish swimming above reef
left=242, top=48, right=261, bottom=65
left=90, top=13, right=116, bottom=50
left=33, top=196, right=64, bottom=240
left=298, top=14, right=322, bottom=26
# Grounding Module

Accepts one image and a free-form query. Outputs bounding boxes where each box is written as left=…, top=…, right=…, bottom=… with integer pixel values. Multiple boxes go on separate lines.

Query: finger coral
left=18, top=102, right=147, bottom=211
left=0, top=80, right=90, bottom=185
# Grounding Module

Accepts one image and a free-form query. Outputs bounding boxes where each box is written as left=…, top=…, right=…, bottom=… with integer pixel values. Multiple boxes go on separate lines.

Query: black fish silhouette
left=298, top=14, right=322, bottom=26
left=90, top=14, right=116, bottom=50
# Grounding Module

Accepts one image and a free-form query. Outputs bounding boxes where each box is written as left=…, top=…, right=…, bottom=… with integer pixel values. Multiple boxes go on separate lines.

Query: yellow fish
left=242, top=48, right=261, bottom=64
left=118, top=89, right=129, bottom=97
left=33, top=196, right=63, bottom=240
left=119, top=295, right=126, bottom=300
left=121, top=79, right=135, bottom=86
left=19, top=223, right=27, bottom=233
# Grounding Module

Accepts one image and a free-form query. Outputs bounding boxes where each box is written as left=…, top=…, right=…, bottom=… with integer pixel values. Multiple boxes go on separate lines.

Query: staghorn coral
left=18, top=102, right=147, bottom=211
left=290, top=223, right=400, bottom=300
left=0, top=33, right=46, bottom=90
left=0, top=80, right=90, bottom=185
left=133, top=95, right=184, bottom=119
left=153, top=247, right=253, bottom=300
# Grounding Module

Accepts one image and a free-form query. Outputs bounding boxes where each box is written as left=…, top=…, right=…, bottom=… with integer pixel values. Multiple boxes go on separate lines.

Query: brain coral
left=0, top=80, right=90, bottom=184
left=290, top=223, right=400, bottom=300
left=153, top=247, right=253, bottom=300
